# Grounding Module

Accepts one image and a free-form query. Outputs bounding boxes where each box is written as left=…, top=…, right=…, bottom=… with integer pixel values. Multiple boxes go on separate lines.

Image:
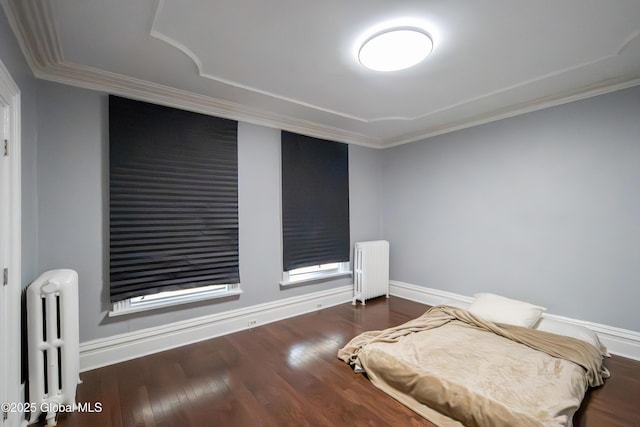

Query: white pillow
left=468, top=293, right=545, bottom=328
left=534, top=317, right=609, bottom=356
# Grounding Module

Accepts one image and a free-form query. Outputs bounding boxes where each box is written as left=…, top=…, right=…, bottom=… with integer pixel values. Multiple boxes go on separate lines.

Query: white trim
left=280, top=262, right=352, bottom=286
left=80, top=285, right=352, bottom=372
left=109, top=286, right=243, bottom=317
left=389, top=280, right=474, bottom=307
left=150, top=0, right=368, bottom=124
left=280, top=270, right=352, bottom=286
left=1, top=0, right=380, bottom=149
left=383, top=77, right=640, bottom=148
left=4, top=0, right=640, bottom=149
left=540, top=313, right=640, bottom=362
left=0, top=54, right=22, bottom=427
left=389, top=280, right=640, bottom=361
left=38, top=61, right=381, bottom=147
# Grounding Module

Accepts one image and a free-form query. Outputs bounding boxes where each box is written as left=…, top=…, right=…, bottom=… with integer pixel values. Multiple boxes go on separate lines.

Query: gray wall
left=0, top=7, right=39, bottom=286
left=382, top=86, right=640, bottom=331
left=35, top=81, right=384, bottom=342
left=7, top=0, right=638, bottom=340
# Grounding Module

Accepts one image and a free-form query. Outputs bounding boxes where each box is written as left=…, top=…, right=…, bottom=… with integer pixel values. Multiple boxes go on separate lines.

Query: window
left=282, top=262, right=351, bottom=286
left=108, top=96, right=240, bottom=313
left=280, top=131, right=351, bottom=285
left=110, top=283, right=242, bottom=316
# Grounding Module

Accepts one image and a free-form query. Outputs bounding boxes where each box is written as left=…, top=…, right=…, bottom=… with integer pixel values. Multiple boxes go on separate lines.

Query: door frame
left=0, top=57, right=22, bottom=427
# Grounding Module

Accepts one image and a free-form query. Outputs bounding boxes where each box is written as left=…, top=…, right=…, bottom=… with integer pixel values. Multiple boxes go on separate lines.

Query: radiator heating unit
left=27, top=269, right=80, bottom=426
left=352, top=240, right=389, bottom=305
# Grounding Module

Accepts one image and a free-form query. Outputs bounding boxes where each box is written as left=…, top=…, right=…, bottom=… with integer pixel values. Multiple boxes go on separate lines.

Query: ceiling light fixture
left=358, top=27, right=433, bottom=72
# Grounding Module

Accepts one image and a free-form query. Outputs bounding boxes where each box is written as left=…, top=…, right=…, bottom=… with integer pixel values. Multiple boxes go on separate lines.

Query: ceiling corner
left=2, top=0, right=63, bottom=74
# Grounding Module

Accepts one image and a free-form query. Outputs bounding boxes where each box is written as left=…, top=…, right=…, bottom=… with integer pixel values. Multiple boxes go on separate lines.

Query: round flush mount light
left=358, top=28, right=433, bottom=72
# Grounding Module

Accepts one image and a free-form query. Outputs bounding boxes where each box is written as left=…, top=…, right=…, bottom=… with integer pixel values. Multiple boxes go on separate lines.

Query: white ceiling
left=4, top=0, right=640, bottom=148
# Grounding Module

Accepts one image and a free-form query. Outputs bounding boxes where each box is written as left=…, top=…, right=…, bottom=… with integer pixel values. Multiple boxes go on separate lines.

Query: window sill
left=279, top=270, right=352, bottom=287
left=109, top=288, right=243, bottom=317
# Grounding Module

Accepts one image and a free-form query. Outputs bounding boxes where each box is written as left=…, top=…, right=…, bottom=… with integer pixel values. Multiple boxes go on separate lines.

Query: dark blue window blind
left=109, top=96, right=239, bottom=302
left=281, top=131, right=350, bottom=271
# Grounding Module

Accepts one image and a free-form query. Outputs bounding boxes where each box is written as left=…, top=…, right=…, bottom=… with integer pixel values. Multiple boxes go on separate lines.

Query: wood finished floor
left=54, top=297, right=640, bottom=427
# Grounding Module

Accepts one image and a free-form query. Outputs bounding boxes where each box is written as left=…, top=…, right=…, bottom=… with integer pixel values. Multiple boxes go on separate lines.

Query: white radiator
left=352, top=240, right=389, bottom=305
left=27, top=269, right=81, bottom=426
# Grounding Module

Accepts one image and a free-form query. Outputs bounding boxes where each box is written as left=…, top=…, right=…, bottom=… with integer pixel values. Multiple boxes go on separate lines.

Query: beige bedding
left=338, top=305, right=609, bottom=427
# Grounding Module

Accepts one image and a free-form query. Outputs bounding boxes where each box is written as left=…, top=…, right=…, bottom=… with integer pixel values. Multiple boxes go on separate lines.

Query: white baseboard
left=80, top=281, right=640, bottom=371
left=390, top=280, right=640, bottom=361
left=389, top=280, right=474, bottom=307
left=80, top=285, right=352, bottom=372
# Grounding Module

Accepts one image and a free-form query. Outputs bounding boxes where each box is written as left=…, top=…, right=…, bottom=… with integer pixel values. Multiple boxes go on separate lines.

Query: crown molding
left=382, top=76, right=640, bottom=148
left=2, top=0, right=382, bottom=148
left=4, top=0, right=640, bottom=149
left=1, top=0, right=61, bottom=71
left=151, top=0, right=640, bottom=127
left=45, top=61, right=383, bottom=147
left=41, top=59, right=383, bottom=148
left=150, top=0, right=368, bottom=124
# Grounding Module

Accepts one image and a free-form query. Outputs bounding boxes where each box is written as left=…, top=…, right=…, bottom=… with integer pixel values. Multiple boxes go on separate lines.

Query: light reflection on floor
left=286, top=334, right=344, bottom=369
left=135, top=368, right=231, bottom=416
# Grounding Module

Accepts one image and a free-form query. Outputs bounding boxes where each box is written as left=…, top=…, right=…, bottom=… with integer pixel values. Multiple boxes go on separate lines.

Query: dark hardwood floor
left=54, top=297, right=640, bottom=426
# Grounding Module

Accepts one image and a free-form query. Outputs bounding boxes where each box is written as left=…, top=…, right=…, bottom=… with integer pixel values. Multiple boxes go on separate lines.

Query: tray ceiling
left=3, top=0, right=640, bottom=147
